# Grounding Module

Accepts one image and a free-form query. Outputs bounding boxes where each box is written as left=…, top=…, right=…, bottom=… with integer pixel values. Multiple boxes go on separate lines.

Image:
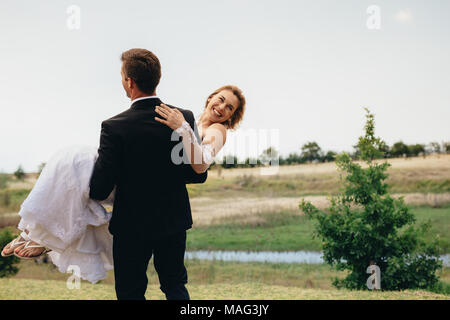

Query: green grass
left=187, top=205, right=450, bottom=253
left=12, top=258, right=348, bottom=289
left=3, top=259, right=449, bottom=299
left=408, top=205, right=450, bottom=252
left=1, top=278, right=449, bottom=300
left=13, top=257, right=449, bottom=289
left=188, top=211, right=322, bottom=251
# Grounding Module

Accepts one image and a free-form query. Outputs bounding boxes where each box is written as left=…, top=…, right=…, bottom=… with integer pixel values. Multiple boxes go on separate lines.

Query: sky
left=1, top=0, right=449, bottom=172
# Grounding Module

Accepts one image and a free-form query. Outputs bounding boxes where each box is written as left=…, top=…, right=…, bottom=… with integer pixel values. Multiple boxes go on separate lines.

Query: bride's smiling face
left=205, top=90, right=239, bottom=124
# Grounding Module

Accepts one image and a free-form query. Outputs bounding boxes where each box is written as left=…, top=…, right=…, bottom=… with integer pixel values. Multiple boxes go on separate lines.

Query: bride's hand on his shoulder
left=154, top=104, right=186, bottom=130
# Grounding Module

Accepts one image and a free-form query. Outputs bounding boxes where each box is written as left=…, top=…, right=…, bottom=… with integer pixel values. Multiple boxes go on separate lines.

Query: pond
left=185, top=250, right=450, bottom=267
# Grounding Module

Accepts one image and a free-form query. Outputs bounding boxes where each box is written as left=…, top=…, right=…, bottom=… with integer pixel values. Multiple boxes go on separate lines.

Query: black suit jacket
left=89, top=97, right=207, bottom=237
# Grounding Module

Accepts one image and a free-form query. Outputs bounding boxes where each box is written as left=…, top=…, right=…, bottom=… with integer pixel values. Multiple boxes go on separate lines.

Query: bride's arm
left=155, top=104, right=226, bottom=173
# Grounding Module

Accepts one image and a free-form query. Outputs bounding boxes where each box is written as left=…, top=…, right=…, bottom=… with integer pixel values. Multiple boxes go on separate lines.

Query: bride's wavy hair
left=202, top=85, right=246, bottom=130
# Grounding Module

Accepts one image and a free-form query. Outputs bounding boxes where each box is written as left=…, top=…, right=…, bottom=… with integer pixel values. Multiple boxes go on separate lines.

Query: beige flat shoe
left=14, top=240, right=52, bottom=260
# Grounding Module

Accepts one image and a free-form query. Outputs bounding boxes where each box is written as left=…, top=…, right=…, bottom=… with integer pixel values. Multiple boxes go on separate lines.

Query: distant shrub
left=0, top=229, right=20, bottom=278
left=14, top=165, right=25, bottom=181
left=322, top=151, right=337, bottom=163
left=220, top=155, right=239, bottom=169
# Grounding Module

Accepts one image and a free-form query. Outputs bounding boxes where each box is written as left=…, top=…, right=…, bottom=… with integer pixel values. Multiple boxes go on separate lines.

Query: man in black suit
left=89, top=48, right=207, bottom=300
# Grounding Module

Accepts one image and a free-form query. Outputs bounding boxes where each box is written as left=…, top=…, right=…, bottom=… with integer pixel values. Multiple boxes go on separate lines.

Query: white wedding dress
left=17, top=145, right=114, bottom=284
left=16, top=120, right=213, bottom=284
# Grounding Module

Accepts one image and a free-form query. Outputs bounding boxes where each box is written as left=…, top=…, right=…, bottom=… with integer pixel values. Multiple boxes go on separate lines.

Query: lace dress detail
left=175, top=120, right=215, bottom=165
left=17, top=145, right=114, bottom=284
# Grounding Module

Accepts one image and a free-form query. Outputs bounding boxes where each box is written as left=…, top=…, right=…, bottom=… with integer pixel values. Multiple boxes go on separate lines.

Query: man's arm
left=89, top=120, right=121, bottom=200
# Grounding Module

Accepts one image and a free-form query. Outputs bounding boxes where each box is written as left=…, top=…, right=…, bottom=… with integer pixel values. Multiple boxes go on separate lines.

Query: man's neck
left=130, top=92, right=156, bottom=101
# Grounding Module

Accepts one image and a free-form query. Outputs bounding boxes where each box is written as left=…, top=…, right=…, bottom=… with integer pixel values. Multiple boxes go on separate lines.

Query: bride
left=1, top=85, right=245, bottom=284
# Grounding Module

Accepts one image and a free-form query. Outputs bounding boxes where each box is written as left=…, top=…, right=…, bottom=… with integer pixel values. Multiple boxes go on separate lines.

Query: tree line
left=3, top=140, right=449, bottom=177
left=213, top=140, right=450, bottom=169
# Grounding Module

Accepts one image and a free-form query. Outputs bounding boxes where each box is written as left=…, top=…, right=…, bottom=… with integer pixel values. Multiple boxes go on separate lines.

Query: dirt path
left=2, top=193, right=448, bottom=226
left=190, top=193, right=450, bottom=226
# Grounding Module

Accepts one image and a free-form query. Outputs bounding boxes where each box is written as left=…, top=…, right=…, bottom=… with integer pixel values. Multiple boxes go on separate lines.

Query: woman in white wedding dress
left=1, top=85, right=245, bottom=284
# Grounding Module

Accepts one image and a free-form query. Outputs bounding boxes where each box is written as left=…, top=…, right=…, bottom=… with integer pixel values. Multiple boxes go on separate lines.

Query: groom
left=89, top=48, right=207, bottom=300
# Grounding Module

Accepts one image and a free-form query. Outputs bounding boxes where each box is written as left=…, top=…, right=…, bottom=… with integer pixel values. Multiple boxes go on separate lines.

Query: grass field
left=186, top=154, right=450, bottom=198
left=1, top=155, right=449, bottom=215
left=2, top=259, right=449, bottom=300
left=187, top=205, right=450, bottom=253
left=0, top=155, right=449, bottom=299
left=1, top=278, right=448, bottom=300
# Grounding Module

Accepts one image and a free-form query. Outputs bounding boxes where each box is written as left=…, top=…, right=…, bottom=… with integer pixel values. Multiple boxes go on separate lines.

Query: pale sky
left=1, top=0, right=449, bottom=172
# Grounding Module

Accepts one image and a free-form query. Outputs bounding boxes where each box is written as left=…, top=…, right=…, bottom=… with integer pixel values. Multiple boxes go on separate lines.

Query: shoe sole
left=13, top=250, right=51, bottom=260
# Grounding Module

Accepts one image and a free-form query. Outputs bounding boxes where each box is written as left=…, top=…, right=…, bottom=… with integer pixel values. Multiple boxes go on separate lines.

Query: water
left=185, top=250, right=450, bottom=267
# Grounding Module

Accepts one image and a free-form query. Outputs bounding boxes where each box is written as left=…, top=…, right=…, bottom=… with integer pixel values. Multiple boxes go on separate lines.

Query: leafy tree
left=260, top=147, right=279, bottom=166
left=377, top=141, right=390, bottom=158
left=444, top=142, right=450, bottom=154
left=14, top=165, right=25, bottom=181
left=301, top=142, right=322, bottom=162
left=243, top=157, right=260, bottom=168
left=322, top=151, right=337, bottom=163
left=300, top=108, right=442, bottom=291
left=285, top=153, right=303, bottom=164
left=408, top=144, right=425, bottom=157
left=429, top=142, right=441, bottom=154
left=390, top=141, right=409, bottom=158
left=220, top=155, right=239, bottom=169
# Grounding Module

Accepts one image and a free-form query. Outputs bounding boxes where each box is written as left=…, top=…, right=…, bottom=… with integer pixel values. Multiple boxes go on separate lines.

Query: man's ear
left=127, top=77, right=134, bottom=90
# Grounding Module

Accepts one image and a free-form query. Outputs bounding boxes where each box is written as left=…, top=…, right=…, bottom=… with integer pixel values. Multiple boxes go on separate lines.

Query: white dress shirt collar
left=130, top=96, right=159, bottom=106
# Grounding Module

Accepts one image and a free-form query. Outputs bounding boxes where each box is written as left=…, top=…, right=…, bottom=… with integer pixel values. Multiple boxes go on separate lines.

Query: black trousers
left=112, top=230, right=189, bottom=300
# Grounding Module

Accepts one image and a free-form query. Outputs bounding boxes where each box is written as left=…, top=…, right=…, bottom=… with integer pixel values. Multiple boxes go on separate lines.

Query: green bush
left=0, top=228, right=20, bottom=278
left=300, top=109, right=442, bottom=291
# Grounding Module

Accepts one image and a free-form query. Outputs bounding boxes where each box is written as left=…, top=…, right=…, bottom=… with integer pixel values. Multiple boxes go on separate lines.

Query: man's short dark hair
left=121, top=48, right=161, bottom=94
